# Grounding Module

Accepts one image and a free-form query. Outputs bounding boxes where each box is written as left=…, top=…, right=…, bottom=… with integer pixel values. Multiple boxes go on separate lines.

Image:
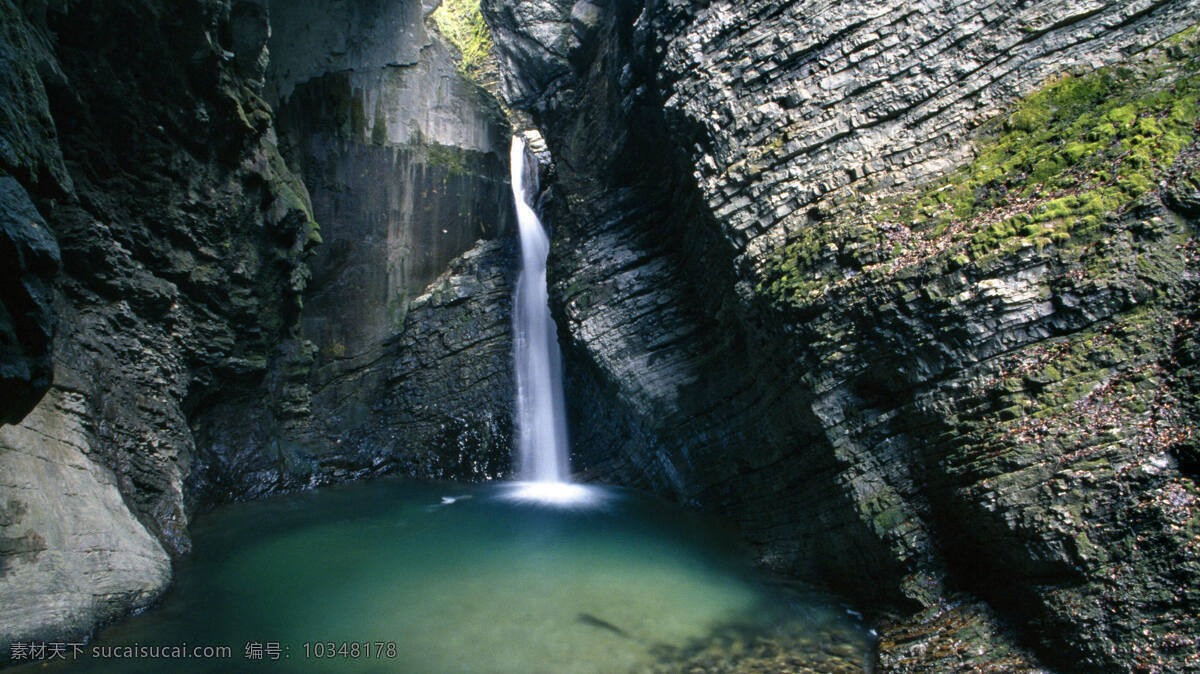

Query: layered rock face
left=484, top=0, right=1200, bottom=670
left=1, top=0, right=317, bottom=651
left=187, top=0, right=517, bottom=504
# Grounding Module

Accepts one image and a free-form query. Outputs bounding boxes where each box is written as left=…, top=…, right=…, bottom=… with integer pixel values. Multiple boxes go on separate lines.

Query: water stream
left=510, top=134, right=570, bottom=484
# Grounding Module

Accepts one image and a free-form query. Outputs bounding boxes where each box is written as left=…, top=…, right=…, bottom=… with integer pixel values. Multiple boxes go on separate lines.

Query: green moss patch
left=889, top=33, right=1199, bottom=257
left=759, top=27, right=1200, bottom=308
left=425, top=141, right=473, bottom=177
left=430, top=0, right=495, bottom=84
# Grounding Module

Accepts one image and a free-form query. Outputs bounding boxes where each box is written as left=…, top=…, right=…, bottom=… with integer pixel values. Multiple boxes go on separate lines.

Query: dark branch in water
left=577, top=613, right=632, bottom=639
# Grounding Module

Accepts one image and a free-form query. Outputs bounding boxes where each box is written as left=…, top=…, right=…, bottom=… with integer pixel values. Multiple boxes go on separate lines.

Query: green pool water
left=36, top=479, right=873, bottom=673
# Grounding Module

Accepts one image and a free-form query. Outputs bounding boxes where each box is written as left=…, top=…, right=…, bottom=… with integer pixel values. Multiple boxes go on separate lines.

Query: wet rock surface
left=186, top=0, right=519, bottom=504
left=189, top=238, right=518, bottom=501
left=875, top=596, right=1046, bottom=673
left=484, top=0, right=1200, bottom=670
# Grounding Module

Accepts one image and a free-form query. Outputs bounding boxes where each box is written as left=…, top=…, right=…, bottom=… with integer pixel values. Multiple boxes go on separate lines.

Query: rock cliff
left=483, top=0, right=1200, bottom=670
left=1, top=0, right=517, bottom=653
left=187, top=0, right=518, bottom=504
left=1, top=0, right=317, bottom=651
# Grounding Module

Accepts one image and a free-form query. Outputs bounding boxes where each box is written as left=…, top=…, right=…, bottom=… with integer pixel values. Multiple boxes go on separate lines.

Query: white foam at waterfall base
left=510, top=134, right=571, bottom=488
left=500, top=481, right=607, bottom=508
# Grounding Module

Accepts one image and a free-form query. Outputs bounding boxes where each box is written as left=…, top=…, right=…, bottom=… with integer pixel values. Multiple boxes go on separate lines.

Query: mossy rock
left=758, top=26, right=1200, bottom=309
left=430, top=0, right=495, bottom=84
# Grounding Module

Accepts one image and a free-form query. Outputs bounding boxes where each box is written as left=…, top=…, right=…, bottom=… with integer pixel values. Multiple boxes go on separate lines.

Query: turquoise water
left=33, top=479, right=872, bottom=673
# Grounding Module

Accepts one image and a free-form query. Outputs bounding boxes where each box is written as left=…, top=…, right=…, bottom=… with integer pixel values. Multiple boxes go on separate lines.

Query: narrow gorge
left=1, top=0, right=1198, bottom=672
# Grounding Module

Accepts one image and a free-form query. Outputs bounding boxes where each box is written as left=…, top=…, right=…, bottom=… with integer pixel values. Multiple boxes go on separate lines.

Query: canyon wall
left=483, top=0, right=1200, bottom=670
left=1, top=0, right=517, bottom=653
left=3, top=0, right=1198, bottom=669
left=187, top=0, right=518, bottom=503
left=0, top=0, right=316, bottom=651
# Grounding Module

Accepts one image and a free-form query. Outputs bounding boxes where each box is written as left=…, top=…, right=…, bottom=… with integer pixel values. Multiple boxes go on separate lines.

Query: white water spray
left=510, top=134, right=570, bottom=484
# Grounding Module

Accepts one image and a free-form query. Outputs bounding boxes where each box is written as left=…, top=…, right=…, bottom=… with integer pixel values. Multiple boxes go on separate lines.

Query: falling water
left=511, top=134, right=570, bottom=484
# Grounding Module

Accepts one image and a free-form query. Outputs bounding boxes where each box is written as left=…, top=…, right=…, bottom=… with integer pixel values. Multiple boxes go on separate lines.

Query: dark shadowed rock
left=0, top=176, right=59, bottom=424
left=1, top=0, right=314, bottom=654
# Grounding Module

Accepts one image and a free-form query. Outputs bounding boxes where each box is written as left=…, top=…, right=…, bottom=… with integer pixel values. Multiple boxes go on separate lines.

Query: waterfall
left=510, top=134, right=570, bottom=484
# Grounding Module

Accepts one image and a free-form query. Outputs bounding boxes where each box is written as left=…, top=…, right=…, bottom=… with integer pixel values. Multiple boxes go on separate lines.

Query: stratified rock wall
left=484, top=0, right=1200, bottom=670
left=656, top=0, right=1199, bottom=265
